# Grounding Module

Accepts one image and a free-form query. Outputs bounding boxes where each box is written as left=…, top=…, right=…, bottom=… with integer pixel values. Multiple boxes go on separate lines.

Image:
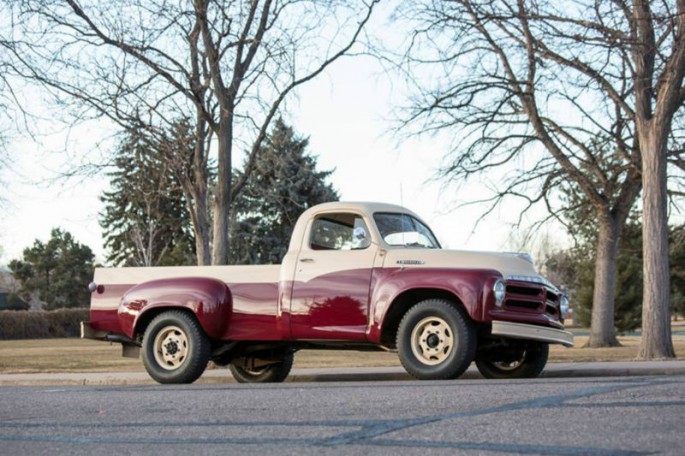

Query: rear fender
left=117, top=277, right=232, bottom=340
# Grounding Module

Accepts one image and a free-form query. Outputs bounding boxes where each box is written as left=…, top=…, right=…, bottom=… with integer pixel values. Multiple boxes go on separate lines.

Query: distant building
left=0, top=267, right=39, bottom=310
left=0, top=292, right=29, bottom=311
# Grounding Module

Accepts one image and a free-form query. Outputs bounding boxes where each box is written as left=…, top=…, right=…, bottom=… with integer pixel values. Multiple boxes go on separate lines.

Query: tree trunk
left=586, top=216, right=621, bottom=347
left=175, top=140, right=211, bottom=265
left=637, top=127, right=675, bottom=359
left=177, top=180, right=211, bottom=266
left=211, top=120, right=233, bottom=265
left=193, top=200, right=212, bottom=266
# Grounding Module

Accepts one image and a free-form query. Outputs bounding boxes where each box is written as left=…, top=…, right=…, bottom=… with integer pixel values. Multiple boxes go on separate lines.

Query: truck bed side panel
left=90, top=265, right=282, bottom=341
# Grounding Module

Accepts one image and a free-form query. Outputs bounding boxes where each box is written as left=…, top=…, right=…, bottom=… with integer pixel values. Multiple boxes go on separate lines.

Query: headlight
left=493, top=280, right=506, bottom=307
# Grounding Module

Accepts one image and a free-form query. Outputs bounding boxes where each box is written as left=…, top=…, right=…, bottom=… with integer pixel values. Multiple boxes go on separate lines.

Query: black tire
left=142, top=310, right=211, bottom=384
left=475, top=342, right=549, bottom=379
left=396, top=299, right=476, bottom=380
left=229, top=352, right=294, bottom=383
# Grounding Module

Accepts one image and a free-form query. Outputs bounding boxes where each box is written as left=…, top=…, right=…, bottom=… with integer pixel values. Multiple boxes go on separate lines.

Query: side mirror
left=352, top=226, right=371, bottom=249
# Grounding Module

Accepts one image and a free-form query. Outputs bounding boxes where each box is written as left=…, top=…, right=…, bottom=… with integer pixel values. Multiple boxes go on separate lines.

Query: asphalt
left=2, top=360, right=685, bottom=386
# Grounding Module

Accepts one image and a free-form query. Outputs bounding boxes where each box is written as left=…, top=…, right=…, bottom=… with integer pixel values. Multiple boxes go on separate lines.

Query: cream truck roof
left=290, top=201, right=543, bottom=281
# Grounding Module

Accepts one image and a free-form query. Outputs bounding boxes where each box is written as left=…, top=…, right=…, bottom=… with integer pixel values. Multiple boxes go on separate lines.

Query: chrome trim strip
left=491, top=321, right=574, bottom=347
left=505, top=274, right=556, bottom=290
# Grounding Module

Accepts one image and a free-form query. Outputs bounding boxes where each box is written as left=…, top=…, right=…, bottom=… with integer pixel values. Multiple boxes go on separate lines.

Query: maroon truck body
left=83, top=202, right=573, bottom=384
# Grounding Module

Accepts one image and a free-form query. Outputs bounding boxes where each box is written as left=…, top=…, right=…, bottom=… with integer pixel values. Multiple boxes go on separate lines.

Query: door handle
left=299, top=258, right=314, bottom=263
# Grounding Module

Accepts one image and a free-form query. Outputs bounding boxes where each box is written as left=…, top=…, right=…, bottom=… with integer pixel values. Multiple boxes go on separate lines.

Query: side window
left=310, top=213, right=370, bottom=251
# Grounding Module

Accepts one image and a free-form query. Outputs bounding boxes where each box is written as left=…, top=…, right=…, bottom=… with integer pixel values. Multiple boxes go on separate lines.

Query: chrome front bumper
left=491, top=321, right=575, bottom=347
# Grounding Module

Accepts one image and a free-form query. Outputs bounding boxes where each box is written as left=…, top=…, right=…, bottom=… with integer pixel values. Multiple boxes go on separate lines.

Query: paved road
left=1, top=375, right=683, bottom=455
left=3, top=360, right=685, bottom=385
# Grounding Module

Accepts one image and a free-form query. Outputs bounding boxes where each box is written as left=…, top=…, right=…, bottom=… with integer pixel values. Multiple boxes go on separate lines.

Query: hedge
left=0, top=309, right=90, bottom=340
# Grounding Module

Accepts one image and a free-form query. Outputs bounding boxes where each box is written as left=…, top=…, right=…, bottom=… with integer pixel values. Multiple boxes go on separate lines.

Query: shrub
left=0, top=309, right=90, bottom=340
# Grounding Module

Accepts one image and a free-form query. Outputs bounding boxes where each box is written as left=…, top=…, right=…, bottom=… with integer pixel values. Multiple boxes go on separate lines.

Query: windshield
left=373, top=212, right=441, bottom=249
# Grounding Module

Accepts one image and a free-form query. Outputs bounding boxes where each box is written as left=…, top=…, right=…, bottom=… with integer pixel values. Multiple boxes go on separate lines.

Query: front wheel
left=396, top=299, right=476, bottom=380
left=229, top=352, right=294, bottom=383
left=475, top=342, right=549, bottom=379
left=142, top=311, right=211, bottom=384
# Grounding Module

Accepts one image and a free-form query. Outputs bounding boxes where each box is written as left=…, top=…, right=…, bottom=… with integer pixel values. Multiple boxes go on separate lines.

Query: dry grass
left=0, top=339, right=143, bottom=374
left=1, top=323, right=684, bottom=374
left=549, top=335, right=685, bottom=362
left=0, top=339, right=402, bottom=374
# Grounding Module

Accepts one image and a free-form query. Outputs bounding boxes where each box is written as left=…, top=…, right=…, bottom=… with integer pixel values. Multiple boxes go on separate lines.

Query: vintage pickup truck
left=82, top=201, right=573, bottom=384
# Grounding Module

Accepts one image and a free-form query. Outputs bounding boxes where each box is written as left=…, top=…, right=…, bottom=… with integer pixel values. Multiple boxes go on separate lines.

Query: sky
left=0, top=6, right=567, bottom=267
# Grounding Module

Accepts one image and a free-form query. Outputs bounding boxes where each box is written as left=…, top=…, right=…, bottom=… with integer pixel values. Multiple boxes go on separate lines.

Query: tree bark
left=637, top=127, right=675, bottom=359
left=192, top=198, right=212, bottom=266
left=586, top=216, right=622, bottom=347
left=211, top=120, right=233, bottom=265
left=630, top=0, right=683, bottom=359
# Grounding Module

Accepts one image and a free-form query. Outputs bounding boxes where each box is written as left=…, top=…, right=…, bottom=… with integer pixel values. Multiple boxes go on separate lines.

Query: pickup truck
left=82, top=201, right=573, bottom=384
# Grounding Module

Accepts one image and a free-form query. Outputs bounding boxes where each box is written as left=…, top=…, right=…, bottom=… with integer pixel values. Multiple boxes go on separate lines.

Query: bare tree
left=0, top=30, right=20, bottom=187
left=631, top=0, right=685, bottom=359
left=127, top=202, right=171, bottom=267
left=397, top=1, right=684, bottom=356
left=5, top=0, right=377, bottom=265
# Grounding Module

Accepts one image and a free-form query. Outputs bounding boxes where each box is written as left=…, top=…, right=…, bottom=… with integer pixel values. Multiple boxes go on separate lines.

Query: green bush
left=0, top=309, right=90, bottom=340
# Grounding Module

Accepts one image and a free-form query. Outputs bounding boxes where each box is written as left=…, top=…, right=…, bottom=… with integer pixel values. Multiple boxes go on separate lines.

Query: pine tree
left=100, top=133, right=195, bottom=266
left=229, top=119, right=339, bottom=264
left=8, top=228, right=94, bottom=310
left=550, top=222, right=685, bottom=332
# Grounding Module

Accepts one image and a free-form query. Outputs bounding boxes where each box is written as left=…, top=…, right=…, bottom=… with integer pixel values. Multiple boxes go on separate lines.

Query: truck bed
left=91, top=265, right=283, bottom=340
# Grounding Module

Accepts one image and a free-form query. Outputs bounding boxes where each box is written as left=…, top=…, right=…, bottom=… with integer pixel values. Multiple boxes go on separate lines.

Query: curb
left=2, top=361, right=685, bottom=386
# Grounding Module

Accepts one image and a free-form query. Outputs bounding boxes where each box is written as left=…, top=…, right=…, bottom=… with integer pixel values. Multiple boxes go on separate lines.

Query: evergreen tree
left=100, top=132, right=195, bottom=266
left=670, top=226, right=685, bottom=319
left=549, top=222, right=685, bottom=331
left=229, top=119, right=339, bottom=264
left=573, top=223, right=643, bottom=334
left=8, top=229, right=94, bottom=310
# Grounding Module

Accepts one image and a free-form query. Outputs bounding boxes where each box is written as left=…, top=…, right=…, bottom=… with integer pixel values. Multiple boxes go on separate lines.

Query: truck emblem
left=396, top=260, right=425, bottom=265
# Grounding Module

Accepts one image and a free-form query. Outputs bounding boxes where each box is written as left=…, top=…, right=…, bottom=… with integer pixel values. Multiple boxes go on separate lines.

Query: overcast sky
left=0, top=7, right=565, bottom=266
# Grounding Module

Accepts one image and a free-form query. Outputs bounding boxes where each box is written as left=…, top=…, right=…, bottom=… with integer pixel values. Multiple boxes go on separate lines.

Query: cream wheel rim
left=410, top=316, right=454, bottom=366
left=153, top=325, right=189, bottom=370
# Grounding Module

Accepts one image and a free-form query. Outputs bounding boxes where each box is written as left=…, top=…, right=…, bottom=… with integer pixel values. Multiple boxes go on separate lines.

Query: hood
left=383, top=248, right=546, bottom=283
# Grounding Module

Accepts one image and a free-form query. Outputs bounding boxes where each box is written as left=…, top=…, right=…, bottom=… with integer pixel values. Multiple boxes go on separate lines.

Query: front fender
left=369, top=268, right=501, bottom=342
left=117, top=277, right=232, bottom=340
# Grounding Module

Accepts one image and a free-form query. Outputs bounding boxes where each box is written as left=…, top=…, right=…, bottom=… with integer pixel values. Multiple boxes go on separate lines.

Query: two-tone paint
left=89, top=265, right=284, bottom=342
left=85, top=201, right=573, bottom=349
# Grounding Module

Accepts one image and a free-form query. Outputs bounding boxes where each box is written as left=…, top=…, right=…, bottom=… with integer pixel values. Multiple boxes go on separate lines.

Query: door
left=290, top=212, right=377, bottom=340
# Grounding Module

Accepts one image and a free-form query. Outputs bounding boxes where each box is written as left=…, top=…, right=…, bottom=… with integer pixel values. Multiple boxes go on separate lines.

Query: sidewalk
left=2, top=360, right=685, bottom=386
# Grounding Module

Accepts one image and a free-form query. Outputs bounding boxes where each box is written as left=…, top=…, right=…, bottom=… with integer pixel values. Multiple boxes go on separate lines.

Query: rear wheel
left=142, top=311, right=211, bottom=384
left=397, top=299, right=476, bottom=380
left=475, top=342, right=549, bottom=379
left=229, top=352, right=294, bottom=383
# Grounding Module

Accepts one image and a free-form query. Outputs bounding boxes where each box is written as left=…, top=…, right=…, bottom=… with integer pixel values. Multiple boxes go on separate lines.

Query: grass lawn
left=1, top=323, right=684, bottom=374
